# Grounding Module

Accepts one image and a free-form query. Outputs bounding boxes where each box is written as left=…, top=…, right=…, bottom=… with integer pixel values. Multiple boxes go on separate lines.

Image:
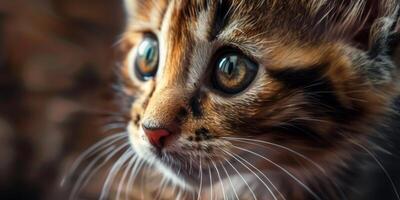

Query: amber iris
left=135, top=35, right=159, bottom=80
left=213, top=52, right=258, bottom=94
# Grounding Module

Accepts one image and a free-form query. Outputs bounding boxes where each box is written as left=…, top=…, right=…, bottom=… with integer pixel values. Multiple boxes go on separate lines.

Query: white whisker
left=221, top=152, right=258, bottom=200
left=101, top=123, right=127, bottom=133
left=219, top=161, right=240, bottom=200
left=126, top=158, right=145, bottom=200
left=351, top=140, right=400, bottom=200
left=208, top=165, right=213, bottom=200
left=221, top=148, right=277, bottom=200
left=222, top=137, right=324, bottom=172
left=223, top=137, right=347, bottom=198
left=69, top=146, right=115, bottom=200
left=231, top=145, right=322, bottom=200
left=211, top=160, right=226, bottom=200
left=197, top=157, right=203, bottom=200
left=117, top=154, right=137, bottom=200
left=62, top=132, right=128, bottom=187
left=155, top=177, right=168, bottom=200
left=100, top=147, right=134, bottom=200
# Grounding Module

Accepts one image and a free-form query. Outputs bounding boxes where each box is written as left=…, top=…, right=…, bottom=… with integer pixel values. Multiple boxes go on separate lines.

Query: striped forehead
left=160, top=0, right=230, bottom=39
left=127, top=0, right=267, bottom=88
left=156, top=0, right=232, bottom=87
left=126, top=0, right=233, bottom=38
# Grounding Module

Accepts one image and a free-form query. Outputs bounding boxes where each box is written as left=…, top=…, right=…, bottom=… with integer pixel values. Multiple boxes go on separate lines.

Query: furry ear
left=316, top=0, right=396, bottom=52
left=341, top=0, right=399, bottom=57
left=367, top=6, right=400, bottom=58
left=314, top=0, right=399, bottom=56
left=386, top=10, right=400, bottom=56
left=362, top=7, right=400, bottom=85
left=336, top=1, right=400, bottom=85
left=346, top=0, right=400, bottom=58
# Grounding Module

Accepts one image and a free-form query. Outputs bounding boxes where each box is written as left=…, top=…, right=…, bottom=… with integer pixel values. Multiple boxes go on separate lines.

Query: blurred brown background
left=0, top=0, right=125, bottom=199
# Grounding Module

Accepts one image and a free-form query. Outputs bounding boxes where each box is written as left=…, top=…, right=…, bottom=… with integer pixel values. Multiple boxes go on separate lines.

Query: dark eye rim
left=210, top=47, right=259, bottom=95
left=134, top=33, right=159, bottom=81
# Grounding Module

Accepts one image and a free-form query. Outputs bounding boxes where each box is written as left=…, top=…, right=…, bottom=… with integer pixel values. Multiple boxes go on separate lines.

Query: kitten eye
left=213, top=52, right=258, bottom=94
left=135, top=34, right=159, bottom=81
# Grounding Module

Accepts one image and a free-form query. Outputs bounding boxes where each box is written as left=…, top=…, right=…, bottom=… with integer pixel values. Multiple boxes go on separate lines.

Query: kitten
left=70, top=0, right=400, bottom=199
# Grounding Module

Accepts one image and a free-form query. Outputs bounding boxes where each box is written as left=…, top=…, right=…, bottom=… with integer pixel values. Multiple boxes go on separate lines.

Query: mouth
left=145, top=148, right=202, bottom=179
left=155, top=150, right=188, bottom=170
left=127, top=123, right=229, bottom=187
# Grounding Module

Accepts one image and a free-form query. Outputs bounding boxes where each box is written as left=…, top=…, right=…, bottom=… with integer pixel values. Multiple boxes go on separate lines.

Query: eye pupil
left=213, top=52, right=258, bottom=94
left=135, top=34, right=159, bottom=81
left=221, top=56, right=237, bottom=76
left=145, top=47, right=154, bottom=62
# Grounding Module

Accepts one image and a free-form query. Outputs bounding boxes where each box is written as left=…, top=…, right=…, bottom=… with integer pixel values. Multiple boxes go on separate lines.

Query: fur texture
left=80, top=0, right=400, bottom=199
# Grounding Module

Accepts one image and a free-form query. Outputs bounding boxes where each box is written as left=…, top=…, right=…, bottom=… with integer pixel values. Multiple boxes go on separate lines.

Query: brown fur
left=113, top=0, right=400, bottom=199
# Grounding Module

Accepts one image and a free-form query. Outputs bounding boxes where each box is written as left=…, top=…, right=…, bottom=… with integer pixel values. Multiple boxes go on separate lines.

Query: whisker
left=99, top=115, right=128, bottom=124
left=155, top=177, right=168, bottom=200
left=224, top=137, right=347, bottom=198
left=220, top=152, right=258, bottom=200
left=99, top=147, right=133, bottom=200
left=79, top=106, right=127, bottom=117
left=197, top=157, right=203, bottom=200
left=219, top=161, right=240, bottom=200
left=231, top=145, right=322, bottom=200
left=231, top=150, right=285, bottom=200
left=126, top=158, right=145, bottom=200
left=211, top=160, right=226, bottom=200
left=101, top=123, right=127, bottom=133
left=176, top=187, right=183, bottom=200
left=171, top=179, right=179, bottom=199
left=221, top=148, right=278, bottom=200
left=208, top=165, right=213, bottom=200
left=62, top=132, right=128, bottom=187
left=69, top=146, right=115, bottom=200
left=222, top=137, right=324, bottom=172
left=351, top=140, right=400, bottom=200
left=140, top=157, right=155, bottom=199
left=189, top=154, right=193, bottom=175
left=116, top=154, right=138, bottom=200
left=286, top=117, right=332, bottom=124
left=79, top=142, right=132, bottom=197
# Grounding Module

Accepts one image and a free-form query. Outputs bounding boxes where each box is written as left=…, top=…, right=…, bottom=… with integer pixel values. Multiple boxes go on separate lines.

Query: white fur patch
left=186, top=41, right=213, bottom=91
left=127, top=123, right=193, bottom=191
left=195, top=10, right=211, bottom=41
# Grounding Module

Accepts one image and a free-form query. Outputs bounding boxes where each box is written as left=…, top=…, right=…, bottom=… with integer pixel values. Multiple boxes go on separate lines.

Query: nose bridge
left=142, top=85, right=186, bottom=128
left=141, top=3, right=199, bottom=128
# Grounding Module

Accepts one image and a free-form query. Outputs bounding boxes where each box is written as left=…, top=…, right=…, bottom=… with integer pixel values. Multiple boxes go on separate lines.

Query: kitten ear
left=343, top=3, right=400, bottom=85
left=347, top=2, right=400, bottom=58
left=386, top=10, right=400, bottom=56
left=367, top=6, right=400, bottom=58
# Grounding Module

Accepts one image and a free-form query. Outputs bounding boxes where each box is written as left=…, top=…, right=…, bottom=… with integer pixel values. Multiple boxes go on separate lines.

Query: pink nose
left=143, top=127, right=171, bottom=149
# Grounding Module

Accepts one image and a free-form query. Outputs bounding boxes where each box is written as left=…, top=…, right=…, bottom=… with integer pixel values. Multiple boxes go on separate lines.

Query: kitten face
left=119, top=0, right=399, bottom=197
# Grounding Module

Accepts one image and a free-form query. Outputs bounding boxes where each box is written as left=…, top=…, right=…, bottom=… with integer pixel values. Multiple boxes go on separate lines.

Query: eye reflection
left=134, top=34, right=159, bottom=81
left=213, top=52, right=258, bottom=94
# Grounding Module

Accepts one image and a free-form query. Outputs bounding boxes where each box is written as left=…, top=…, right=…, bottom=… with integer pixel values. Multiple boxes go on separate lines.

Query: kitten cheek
left=127, top=122, right=154, bottom=157
left=127, top=122, right=142, bottom=144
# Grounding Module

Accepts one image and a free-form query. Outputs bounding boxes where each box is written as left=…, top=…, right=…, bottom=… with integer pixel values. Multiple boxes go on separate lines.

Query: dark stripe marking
left=268, top=65, right=359, bottom=121
left=189, top=92, right=204, bottom=117
left=270, top=121, right=331, bottom=145
left=209, top=0, right=232, bottom=40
